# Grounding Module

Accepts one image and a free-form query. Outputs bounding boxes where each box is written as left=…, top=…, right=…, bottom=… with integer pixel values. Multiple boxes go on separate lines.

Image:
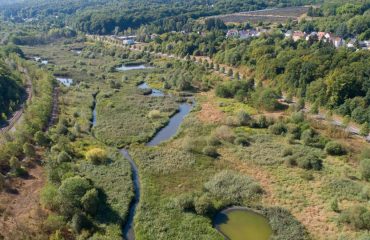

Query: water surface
left=56, top=77, right=73, bottom=87
left=120, top=149, right=140, bottom=240
left=213, top=208, right=272, bottom=240
left=116, top=64, right=153, bottom=71
left=146, top=102, right=192, bottom=146
left=137, top=82, right=164, bottom=97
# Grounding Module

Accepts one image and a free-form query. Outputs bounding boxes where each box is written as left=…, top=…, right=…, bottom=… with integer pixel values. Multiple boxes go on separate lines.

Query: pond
left=146, top=101, right=193, bottom=146
left=213, top=207, right=272, bottom=240
left=137, top=82, right=164, bottom=97
left=116, top=64, right=153, bottom=71
left=56, top=77, right=73, bottom=87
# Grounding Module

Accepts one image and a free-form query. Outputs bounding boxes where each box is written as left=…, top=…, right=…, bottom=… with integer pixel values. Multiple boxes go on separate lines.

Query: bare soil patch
left=0, top=162, right=47, bottom=240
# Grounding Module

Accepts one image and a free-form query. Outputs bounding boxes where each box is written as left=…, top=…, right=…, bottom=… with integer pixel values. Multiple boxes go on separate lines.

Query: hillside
left=0, top=59, right=25, bottom=125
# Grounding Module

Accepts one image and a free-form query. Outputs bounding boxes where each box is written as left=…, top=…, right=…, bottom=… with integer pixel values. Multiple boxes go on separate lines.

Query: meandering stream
left=91, top=79, right=193, bottom=240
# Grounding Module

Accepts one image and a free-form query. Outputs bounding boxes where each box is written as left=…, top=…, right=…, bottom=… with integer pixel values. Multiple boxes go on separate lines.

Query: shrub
left=290, top=111, right=305, bottom=123
left=57, top=151, right=71, bottom=163
left=71, top=213, right=91, bottom=233
left=298, top=153, right=323, bottom=170
left=23, top=143, right=36, bottom=158
left=300, top=171, right=314, bottom=181
left=360, top=159, right=370, bottom=181
left=226, top=116, right=239, bottom=126
left=301, top=129, right=314, bottom=145
left=330, top=198, right=340, bottom=212
left=325, top=142, right=346, bottom=156
left=287, top=123, right=301, bottom=139
left=253, top=88, right=281, bottom=111
left=86, top=148, right=108, bottom=165
left=35, top=131, right=49, bottom=146
left=174, top=194, right=194, bottom=211
left=339, top=206, right=370, bottom=230
left=202, top=146, right=219, bottom=158
left=194, top=195, right=214, bottom=216
left=58, top=176, right=92, bottom=216
left=269, top=122, right=288, bottom=135
left=234, top=136, right=250, bottom=146
left=41, top=184, right=60, bottom=210
left=44, top=214, right=66, bottom=233
left=214, top=126, right=235, bottom=143
left=237, top=111, right=251, bottom=126
left=204, top=170, right=263, bottom=206
left=9, top=156, right=21, bottom=171
left=207, top=135, right=221, bottom=146
left=148, top=110, right=161, bottom=119
left=81, top=188, right=99, bottom=216
left=282, top=148, right=293, bottom=157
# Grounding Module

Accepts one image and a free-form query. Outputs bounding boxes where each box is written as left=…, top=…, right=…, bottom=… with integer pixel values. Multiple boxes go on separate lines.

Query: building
left=347, top=38, right=357, bottom=48
left=292, top=31, right=306, bottom=42
left=239, top=30, right=259, bottom=39
left=284, top=30, right=292, bottom=38
left=226, top=29, right=239, bottom=38
left=332, top=37, right=344, bottom=48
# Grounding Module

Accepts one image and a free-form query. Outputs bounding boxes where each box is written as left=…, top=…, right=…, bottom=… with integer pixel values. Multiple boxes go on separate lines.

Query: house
left=306, top=32, right=318, bottom=41
left=317, top=32, right=326, bottom=41
left=325, top=32, right=333, bottom=39
left=359, top=40, right=370, bottom=50
left=332, top=37, right=344, bottom=48
left=347, top=38, right=357, bottom=48
left=239, top=30, right=259, bottom=39
left=292, top=31, right=306, bottom=42
left=150, top=34, right=158, bottom=40
left=284, top=30, right=292, bottom=38
left=123, top=39, right=135, bottom=45
left=226, top=29, right=239, bottom=38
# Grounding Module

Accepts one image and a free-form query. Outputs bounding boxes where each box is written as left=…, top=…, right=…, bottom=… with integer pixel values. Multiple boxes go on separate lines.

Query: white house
left=226, top=29, right=239, bottom=38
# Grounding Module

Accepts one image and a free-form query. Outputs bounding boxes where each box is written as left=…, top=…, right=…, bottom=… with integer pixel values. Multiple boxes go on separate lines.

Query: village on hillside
left=226, top=28, right=370, bottom=50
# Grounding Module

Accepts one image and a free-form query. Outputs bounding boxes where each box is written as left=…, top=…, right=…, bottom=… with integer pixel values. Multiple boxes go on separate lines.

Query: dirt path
left=0, top=80, right=59, bottom=239
left=0, top=163, right=47, bottom=240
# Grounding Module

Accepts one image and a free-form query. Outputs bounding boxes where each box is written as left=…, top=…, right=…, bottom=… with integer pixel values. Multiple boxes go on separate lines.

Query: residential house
left=347, top=38, right=357, bottom=48
left=306, top=32, right=318, bottom=41
left=317, top=32, right=326, bottom=41
left=332, top=37, right=344, bottom=48
left=226, top=29, right=239, bottom=38
left=292, top=31, right=306, bottom=42
left=239, top=30, right=259, bottom=39
left=284, top=30, right=292, bottom=38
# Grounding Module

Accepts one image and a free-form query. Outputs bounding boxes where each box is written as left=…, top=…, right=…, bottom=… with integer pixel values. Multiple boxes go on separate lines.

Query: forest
left=1, top=0, right=318, bottom=34
left=0, top=50, right=25, bottom=123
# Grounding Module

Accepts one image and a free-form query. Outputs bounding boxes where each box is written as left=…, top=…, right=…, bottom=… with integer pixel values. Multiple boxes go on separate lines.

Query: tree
left=9, top=156, right=21, bottom=171
left=360, top=123, right=369, bottom=137
left=23, top=143, right=36, bottom=158
left=86, top=148, right=108, bottom=165
left=34, top=131, right=49, bottom=146
left=57, top=151, right=71, bottom=163
left=325, top=142, right=347, bottom=156
left=58, top=176, right=92, bottom=216
left=227, top=68, right=233, bottom=77
left=360, top=159, right=370, bottom=181
left=81, top=188, right=99, bottom=216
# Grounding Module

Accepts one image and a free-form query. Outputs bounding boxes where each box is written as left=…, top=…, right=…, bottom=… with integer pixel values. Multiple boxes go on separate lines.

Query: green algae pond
left=213, top=207, right=272, bottom=240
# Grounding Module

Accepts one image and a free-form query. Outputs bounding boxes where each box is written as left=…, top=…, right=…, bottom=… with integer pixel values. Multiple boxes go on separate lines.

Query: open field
left=207, top=6, right=310, bottom=24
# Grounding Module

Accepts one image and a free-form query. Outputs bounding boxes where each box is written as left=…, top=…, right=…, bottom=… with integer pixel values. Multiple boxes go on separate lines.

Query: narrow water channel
left=91, top=81, right=193, bottom=240
left=120, top=149, right=140, bottom=240
left=147, top=102, right=193, bottom=146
